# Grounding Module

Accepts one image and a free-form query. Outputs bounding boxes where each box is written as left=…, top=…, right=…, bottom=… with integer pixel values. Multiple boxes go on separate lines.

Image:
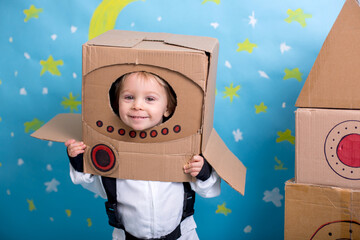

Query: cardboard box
left=295, top=0, right=360, bottom=189
left=284, top=180, right=360, bottom=240
left=32, top=30, right=246, bottom=195
left=296, top=108, right=360, bottom=189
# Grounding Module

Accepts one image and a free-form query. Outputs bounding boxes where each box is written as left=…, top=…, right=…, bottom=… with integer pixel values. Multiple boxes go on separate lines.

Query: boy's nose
left=132, top=99, right=143, bottom=110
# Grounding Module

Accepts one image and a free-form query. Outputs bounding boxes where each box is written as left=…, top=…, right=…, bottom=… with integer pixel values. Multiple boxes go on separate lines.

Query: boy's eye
left=146, top=96, right=156, bottom=102
left=124, top=95, right=134, bottom=100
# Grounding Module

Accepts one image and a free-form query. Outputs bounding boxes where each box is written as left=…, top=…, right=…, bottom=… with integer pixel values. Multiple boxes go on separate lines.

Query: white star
left=282, top=102, right=286, bottom=108
left=244, top=225, right=252, bottom=233
left=44, top=178, right=60, bottom=193
left=210, top=22, right=219, bottom=29
left=70, top=26, right=77, bottom=33
left=51, top=34, right=57, bottom=40
left=263, top=187, right=283, bottom=207
left=46, top=164, right=53, bottom=171
left=17, top=158, right=24, bottom=166
left=225, top=60, right=232, bottom=69
left=157, top=16, right=162, bottom=22
left=248, top=11, right=257, bottom=28
left=280, top=42, right=291, bottom=54
left=20, top=88, right=27, bottom=95
left=258, top=70, right=270, bottom=79
left=232, top=129, right=243, bottom=142
left=42, top=87, right=48, bottom=95
left=24, top=52, right=30, bottom=59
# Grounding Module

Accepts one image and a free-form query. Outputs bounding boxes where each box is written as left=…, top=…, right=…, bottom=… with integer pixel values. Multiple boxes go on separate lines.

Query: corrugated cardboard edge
left=203, top=128, right=246, bottom=195
left=30, top=113, right=82, bottom=142
left=295, top=0, right=360, bottom=109
left=86, top=29, right=219, bottom=54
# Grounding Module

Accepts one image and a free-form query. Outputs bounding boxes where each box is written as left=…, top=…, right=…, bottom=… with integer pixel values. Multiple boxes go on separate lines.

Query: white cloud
left=263, top=187, right=283, bottom=207
left=232, top=129, right=243, bottom=142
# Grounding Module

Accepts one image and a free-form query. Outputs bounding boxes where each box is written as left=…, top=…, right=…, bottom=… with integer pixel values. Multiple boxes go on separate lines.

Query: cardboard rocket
left=295, top=0, right=360, bottom=190
left=32, top=30, right=247, bottom=195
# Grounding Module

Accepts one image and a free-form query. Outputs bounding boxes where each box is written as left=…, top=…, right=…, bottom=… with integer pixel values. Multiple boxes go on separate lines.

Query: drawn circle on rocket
left=310, top=220, right=360, bottom=240
left=324, top=120, right=360, bottom=180
left=91, top=144, right=116, bottom=172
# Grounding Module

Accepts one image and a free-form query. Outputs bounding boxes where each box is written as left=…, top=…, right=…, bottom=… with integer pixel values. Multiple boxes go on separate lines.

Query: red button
left=337, top=134, right=360, bottom=167
left=91, top=144, right=115, bottom=172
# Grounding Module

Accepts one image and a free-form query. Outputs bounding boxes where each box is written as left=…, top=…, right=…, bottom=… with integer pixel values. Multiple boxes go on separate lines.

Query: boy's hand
left=65, top=139, right=86, bottom=158
left=184, top=155, right=204, bottom=177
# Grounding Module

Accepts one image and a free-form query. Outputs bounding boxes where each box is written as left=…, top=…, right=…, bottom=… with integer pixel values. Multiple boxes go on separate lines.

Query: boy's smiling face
left=118, top=73, right=170, bottom=131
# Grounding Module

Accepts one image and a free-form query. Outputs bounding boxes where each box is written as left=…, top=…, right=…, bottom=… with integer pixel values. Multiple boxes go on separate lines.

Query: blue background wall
left=0, top=0, right=345, bottom=239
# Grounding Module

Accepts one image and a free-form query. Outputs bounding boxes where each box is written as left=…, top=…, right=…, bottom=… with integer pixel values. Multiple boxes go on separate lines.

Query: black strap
left=101, top=177, right=195, bottom=240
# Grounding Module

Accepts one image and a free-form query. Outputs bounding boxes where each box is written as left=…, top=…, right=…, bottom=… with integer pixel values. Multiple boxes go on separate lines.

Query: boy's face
left=118, top=73, right=170, bottom=131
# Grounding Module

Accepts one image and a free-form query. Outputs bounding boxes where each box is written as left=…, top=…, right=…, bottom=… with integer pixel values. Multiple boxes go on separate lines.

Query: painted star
left=255, top=102, right=267, bottom=114
left=65, top=209, right=72, bottom=217
left=237, top=38, right=257, bottom=53
left=87, top=218, right=93, bottom=227
left=202, top=0, right=220, bottom=4
left=40, top=55, right=63, bottom=76
left=44, top=178, right=60, bottom=193
left=280, top=42, right=291, bottom=54
left=23, top=5, right=43, bottom=22
left=263, top=188, right=283, bottom=207
left=61, top=92, right=81, bottom=112
left=284, top=68, right=303, bottom=82
left=274, top=156, right=287, bottom=170
left=24, top=118, right=44, bottom=133
left=284, top=9, right=312, bottom=27
left=248, top=11, right=257, bottom=28
left=276, top=129, right=295, bottom=145
left=232, top=129, right=243, bottom=142
left=27, top=199, right=36, bottom=211
left=216, top=202, right=231, bottom=216
left=223, top=83, right=240, bottom=102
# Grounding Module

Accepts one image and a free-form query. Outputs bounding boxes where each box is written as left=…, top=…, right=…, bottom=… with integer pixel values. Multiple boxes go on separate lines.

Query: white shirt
left=70, top=165, right=221, bottom=240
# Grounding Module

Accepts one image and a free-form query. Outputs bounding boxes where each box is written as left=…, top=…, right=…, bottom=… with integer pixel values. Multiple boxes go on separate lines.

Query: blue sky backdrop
left=0, top=0, right=345, bottom=239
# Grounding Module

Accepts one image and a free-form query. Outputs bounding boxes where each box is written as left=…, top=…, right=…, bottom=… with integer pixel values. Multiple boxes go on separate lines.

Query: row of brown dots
left=96, top=120, right=181, bottom=139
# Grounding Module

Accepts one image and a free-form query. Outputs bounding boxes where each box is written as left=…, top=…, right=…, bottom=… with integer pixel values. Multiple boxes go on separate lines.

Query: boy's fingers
left=65, top=139, right=76, bottom=147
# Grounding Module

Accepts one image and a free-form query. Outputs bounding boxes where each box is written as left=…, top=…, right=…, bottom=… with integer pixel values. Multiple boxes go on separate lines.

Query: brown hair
left=110, top=71, right=177, bottom=120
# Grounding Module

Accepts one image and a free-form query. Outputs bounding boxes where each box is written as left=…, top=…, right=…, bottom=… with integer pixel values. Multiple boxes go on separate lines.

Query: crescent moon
left=88, top=0, right=142, bottom=40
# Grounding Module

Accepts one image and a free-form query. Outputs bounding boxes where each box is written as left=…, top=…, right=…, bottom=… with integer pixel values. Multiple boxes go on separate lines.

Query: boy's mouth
left=129, top=115, right=148, bottom=119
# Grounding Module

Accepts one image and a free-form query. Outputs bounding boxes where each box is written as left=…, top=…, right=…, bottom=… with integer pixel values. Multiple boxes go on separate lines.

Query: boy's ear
left=164, top=109, right=171, bottom=118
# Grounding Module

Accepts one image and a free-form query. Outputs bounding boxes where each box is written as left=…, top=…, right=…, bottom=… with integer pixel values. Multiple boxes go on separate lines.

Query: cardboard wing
left=31, top=113, right=82, bottom=142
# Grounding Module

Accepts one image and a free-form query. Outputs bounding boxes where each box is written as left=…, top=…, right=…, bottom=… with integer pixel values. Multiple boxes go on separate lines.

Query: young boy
left=66, top=71, right=220, bottom=240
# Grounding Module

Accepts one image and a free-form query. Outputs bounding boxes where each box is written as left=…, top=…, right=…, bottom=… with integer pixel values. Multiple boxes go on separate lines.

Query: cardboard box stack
left=285, top=0, right=360, bottom=239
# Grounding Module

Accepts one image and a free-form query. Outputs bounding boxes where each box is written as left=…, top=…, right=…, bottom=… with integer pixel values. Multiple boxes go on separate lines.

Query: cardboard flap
left=86, top=30, right=218, bottom=53
left=296, top=0, right=360, bottom=109
left=31, top=113, right=82, bottom=142
left=203, top=128, right=246, bottom=195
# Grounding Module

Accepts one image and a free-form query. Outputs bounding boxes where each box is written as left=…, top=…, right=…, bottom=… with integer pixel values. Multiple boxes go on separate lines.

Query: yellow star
left=40, top=55, right=63, bottom=76
left=285, top=9, right=312, bottom=27
left=223, top=83, right=240, bottom=102
left=284, top=68, right=303, bottom=82
left=65, top=209, right=72, bottom=217
left=216, top=202, right=231, bottom=216
left=23, top=5, right=43, bottom=22
left=276, top=129, right=295, bottom=145
left=202, top=0, right=220, bottom=4
left=24, top=118, right=44, bottom=133
left=274, top=157, right=287, bottom=170
left=255, top=102, right=267, bottom=114
left=87, top=218, right=92, bottom=227
left=27, top=199, right=36, bottom=211
left=237, top=38, right=257, bottom=53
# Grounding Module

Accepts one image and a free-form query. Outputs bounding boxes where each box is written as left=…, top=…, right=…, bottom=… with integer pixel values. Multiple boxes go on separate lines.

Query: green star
left=274, top=157, right=287, bottom=170
left=284, top=9, right=312, bottom=27
left=40, top=55, right=63, bottom=76
left=255, top=102, right=267, bottom=114
left=202, top=0, right=220, bottom=4
left=61, top=92, right=81, bottom=112
left=216, top=202, right=231, bottom=216
left=276, top=129, right=295, bottom=145
left=284, top=68, right=303, bottom=82
left=24, top=118, right=44, bottom=133
left=23, top=5, right=43, bottom=22
left=223, top=83, right=240, bottom=102
left=237, top=38, right=257, bottom=53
